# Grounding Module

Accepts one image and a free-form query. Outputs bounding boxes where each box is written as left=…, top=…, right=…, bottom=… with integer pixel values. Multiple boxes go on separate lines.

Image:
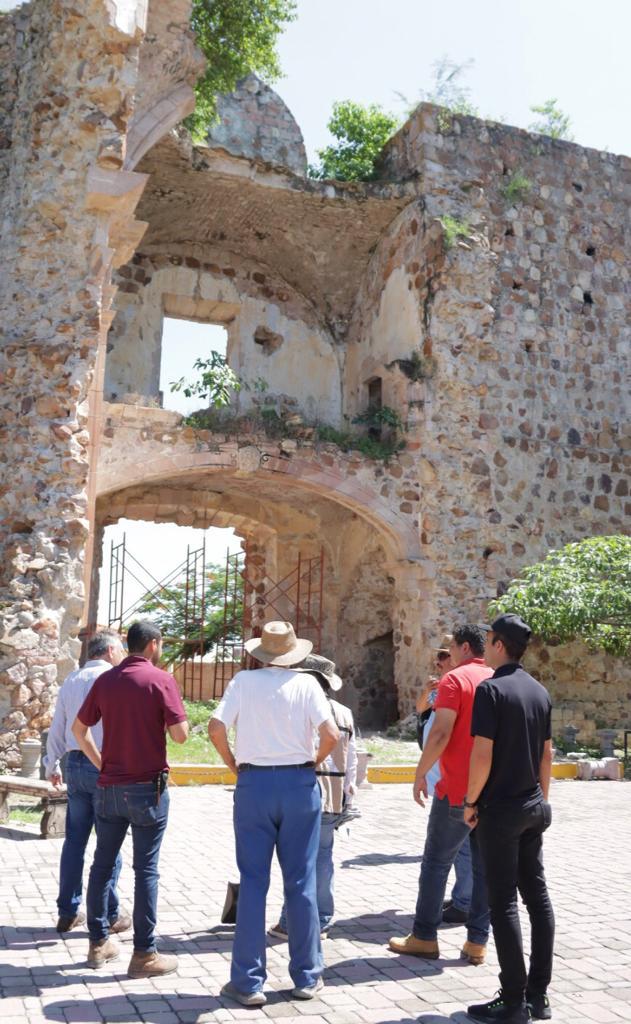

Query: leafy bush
left=308, top=100, right=401, bottom=181
left=489, top=536, right=631, bottom=656
left=528, top=99, right=574, bottom=141
left=187, top=0, right=297, bottom=142
left=170, top=352, right=241, bottom=408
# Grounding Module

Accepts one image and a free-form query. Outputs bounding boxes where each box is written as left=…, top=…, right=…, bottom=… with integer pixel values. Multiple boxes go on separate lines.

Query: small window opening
left=482, top=547, right=494, bottom=559
left=504, top=224, right=515, bottom=237
left=572, top=182, right=583, bottom=192
left=159, top=318, right=228, bottom=416
left=366, top=377, right=383, bottom=440
left=512, top=280, right=523, bottom=290
left=582, top=291, right=593, bottom=306
left=585, top=245, right=596, bottom=257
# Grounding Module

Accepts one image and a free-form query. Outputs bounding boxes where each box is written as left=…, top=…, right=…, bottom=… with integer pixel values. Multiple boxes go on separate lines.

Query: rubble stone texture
left=0, top=4, right=629, bottom=764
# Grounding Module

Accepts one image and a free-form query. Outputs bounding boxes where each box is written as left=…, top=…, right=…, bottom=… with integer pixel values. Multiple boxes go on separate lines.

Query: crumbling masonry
left=0, top=0, right=629, bottom=768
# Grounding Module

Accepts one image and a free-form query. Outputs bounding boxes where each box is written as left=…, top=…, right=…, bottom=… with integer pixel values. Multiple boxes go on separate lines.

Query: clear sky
left=274, top=0, right=630, bottom=159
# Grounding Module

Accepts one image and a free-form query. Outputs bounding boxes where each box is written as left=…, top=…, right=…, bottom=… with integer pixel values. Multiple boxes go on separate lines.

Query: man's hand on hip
left=47, top=771, right=63, bottom=789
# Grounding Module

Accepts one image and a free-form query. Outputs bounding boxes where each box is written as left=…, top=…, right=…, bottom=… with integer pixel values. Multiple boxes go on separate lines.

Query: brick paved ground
left=1, top=780, right=630, bottom=1024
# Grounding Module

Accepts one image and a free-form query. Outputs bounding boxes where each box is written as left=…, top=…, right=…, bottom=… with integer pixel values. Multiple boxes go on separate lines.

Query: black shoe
left=442, top=899, right=453, bottom=911
left=467, top=991, right=530, bottom=1023
left=442, top=904, right=469, bottom=924
left=527, top=993, right=551, bottom=1020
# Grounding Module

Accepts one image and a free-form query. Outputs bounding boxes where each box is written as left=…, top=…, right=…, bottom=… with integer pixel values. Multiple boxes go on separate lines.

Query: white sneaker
left=291, top=976, right=324, bottom=1000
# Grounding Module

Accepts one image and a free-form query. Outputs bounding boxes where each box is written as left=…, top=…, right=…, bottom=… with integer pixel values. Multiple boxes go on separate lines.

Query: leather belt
left=237, top=761, right=315, bottom=772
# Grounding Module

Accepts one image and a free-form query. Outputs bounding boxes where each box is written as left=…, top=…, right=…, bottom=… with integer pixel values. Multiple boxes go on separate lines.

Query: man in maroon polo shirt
left=389, top=624, right=491, bottom=964
left=72, top=620, right=188, bottom=977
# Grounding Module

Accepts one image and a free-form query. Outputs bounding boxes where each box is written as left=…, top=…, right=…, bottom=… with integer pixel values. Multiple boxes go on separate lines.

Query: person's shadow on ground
left=341, top=851, right=422, bottom=868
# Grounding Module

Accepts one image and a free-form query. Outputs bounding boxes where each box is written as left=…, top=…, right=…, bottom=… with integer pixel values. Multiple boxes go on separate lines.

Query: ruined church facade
left=0, top=0, right=629, bottom=768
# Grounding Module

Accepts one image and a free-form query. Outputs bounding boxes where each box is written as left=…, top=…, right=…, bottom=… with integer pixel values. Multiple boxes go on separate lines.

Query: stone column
left=387, top=558, right=436, bottom=717
left=243, top=527, right=277, bottom=637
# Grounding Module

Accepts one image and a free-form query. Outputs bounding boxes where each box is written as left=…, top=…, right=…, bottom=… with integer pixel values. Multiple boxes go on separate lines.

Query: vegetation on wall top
left=187, top=0, right=297, bottom=141
left=308, top=101, right=401, bottom=182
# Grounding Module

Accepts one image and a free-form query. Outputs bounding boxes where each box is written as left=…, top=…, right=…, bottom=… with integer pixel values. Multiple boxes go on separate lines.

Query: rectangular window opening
left=159, top=318, right=229, bottom=416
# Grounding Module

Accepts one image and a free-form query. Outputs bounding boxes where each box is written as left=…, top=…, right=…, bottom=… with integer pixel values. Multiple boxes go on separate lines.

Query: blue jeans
left=451, top=835, right=473, bottom=911
left=413, top=794, right=489, bottom=945
left=87, top=781, right=169, bottom=952
left=279, top=812, right=337, bottom=932
left=232, top=766, right=323, bottom=994
left=58, top=751, right=122, bottom=921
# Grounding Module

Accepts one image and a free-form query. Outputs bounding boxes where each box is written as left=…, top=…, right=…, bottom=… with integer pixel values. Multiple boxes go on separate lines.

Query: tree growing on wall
left=308, top=101, right=401, bottom=181
left=134, top=565, right=243, bottom=666
left=528, top=99, right=574, bottom=141
left=187, top=0, right=297, bottom=141
left=488, top=536, right=631, bottom=656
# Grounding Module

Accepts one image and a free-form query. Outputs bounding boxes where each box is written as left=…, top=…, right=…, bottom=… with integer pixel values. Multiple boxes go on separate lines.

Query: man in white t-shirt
left=209, top=621, right=339, bottom=1009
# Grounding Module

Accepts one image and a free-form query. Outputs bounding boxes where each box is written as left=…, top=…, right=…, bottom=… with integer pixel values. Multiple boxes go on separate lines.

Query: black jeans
left=476, top=797, right=554, bottom=1004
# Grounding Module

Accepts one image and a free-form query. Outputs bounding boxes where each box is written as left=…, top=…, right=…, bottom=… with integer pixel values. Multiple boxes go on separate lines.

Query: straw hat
left=297, top=653, right=343, bottom=692
left=435, top=634, right=453, bottom=655
left=244, top=621, right=313, bottom=667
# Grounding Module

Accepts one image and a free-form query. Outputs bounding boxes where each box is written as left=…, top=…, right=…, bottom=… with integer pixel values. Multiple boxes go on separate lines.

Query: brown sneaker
left=109, top=912, right=132, bottom=934
left=56, top=911, right=86, bottom=933
left=461, top=940, right=486, bottom=965
left=127, top=950, right=177, bottom=979
left=388, top=933, right=439, bottom=959
left=87, top=937, right=120, bottom=969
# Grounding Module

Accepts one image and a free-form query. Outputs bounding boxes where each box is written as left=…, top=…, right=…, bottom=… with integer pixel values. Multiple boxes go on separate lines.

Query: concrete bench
left=0, top=775, right=67, bottom=838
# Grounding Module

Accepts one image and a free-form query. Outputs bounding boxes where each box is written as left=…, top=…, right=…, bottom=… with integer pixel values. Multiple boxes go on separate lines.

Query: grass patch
left=9, top=802, right=42, bottom=825
left=439, top=214, right=471, bottom=249
left=501, top=171, right=532, bottom=204
left=362, top=735, right=419, bottom=764
left=167, top=699, right=228, bottom=765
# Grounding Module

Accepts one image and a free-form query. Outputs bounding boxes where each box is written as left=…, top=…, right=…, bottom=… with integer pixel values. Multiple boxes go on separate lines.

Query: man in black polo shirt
left=463, top=614, right=554, bottom=1024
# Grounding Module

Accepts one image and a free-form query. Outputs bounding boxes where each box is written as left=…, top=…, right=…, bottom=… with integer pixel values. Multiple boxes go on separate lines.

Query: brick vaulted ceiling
left=134, top=132, right=419, bottom=334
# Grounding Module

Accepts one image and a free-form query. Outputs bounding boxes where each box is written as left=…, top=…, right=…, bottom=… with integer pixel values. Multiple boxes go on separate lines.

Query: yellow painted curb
left=170, top=761, right=582, bottom=786
left=170, top=764, right=237, bottom=786
left=367, top=764, right=416, bottom=784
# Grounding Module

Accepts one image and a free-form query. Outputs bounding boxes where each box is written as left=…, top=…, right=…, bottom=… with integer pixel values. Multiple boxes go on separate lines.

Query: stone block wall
left=206, top=73, right=307, bottom=174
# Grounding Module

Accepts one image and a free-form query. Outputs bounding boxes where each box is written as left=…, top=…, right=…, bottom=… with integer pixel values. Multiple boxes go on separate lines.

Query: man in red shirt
left=72, top=620, right=188, bottom=978
left=389, top=624, right=490, bottom=963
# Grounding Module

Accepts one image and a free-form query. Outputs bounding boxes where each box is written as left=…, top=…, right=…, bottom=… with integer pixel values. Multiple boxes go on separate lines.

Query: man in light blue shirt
left=44, top=629, right=130, bottom=934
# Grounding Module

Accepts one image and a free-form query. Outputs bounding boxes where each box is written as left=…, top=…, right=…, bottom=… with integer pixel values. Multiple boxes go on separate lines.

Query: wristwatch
left=463, top=798, right=478, bottom=808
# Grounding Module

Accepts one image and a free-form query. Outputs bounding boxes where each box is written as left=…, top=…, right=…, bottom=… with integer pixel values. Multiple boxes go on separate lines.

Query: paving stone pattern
left=0, top=781, right=629, bottom=1024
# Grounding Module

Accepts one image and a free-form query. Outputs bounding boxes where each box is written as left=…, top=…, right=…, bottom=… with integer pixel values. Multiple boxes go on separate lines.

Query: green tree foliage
left=528, top=99, right=574, bottom=141
left=170, top=352, right=242, bottom=407
left=308, top=101, right=401, bottom=181
left=135, top=566, right=243, bottom=665
left=489, top=536, right=631, bottom=656
left=187, top=0, right=297, bottom=141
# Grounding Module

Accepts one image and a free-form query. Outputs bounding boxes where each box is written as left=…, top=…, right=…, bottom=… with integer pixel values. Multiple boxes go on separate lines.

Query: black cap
left=480, top=613, right=532, bottom=646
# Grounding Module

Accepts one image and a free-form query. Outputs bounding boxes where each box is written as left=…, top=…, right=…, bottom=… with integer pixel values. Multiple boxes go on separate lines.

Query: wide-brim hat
left=435, top=634, right=453, bottom=655
left=244, top=621, right=313, bottom=667
left=297, top=653, right=343, bottom=691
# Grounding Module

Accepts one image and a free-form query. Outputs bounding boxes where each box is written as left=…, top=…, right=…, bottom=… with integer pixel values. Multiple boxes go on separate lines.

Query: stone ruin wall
left=105, top=252, right=343, bottom=427
left=0, top=2, right=628, bottom=761
left=0, top=0, right=200, bottom=770
left=346, top=106, right=630, bottom=733
left=206, top=73, right=308, bottom=175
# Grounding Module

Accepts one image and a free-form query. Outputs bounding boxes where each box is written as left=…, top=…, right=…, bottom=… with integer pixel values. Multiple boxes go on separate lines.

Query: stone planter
left=20, top=739, right=41, bottom=780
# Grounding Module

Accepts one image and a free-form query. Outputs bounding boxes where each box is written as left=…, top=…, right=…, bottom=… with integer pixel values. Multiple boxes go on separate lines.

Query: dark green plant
left=308, top=100, right=401, bottom=181
left=391, top=350, right=437, bottom=381
left=489, top=535, right=631, bottom=657
left=501, top=171, right=532, bottom=204
left=170, top=352, right=241, bottom=407
left=352, top=405, right=406, bottom=433
left=316, top=424, right=405, bottom=462
left=528, top=99, right=574, bottom=141
left=440, top=214, right=471, bottom=249
left=187, top=0, right=297, bottom=142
